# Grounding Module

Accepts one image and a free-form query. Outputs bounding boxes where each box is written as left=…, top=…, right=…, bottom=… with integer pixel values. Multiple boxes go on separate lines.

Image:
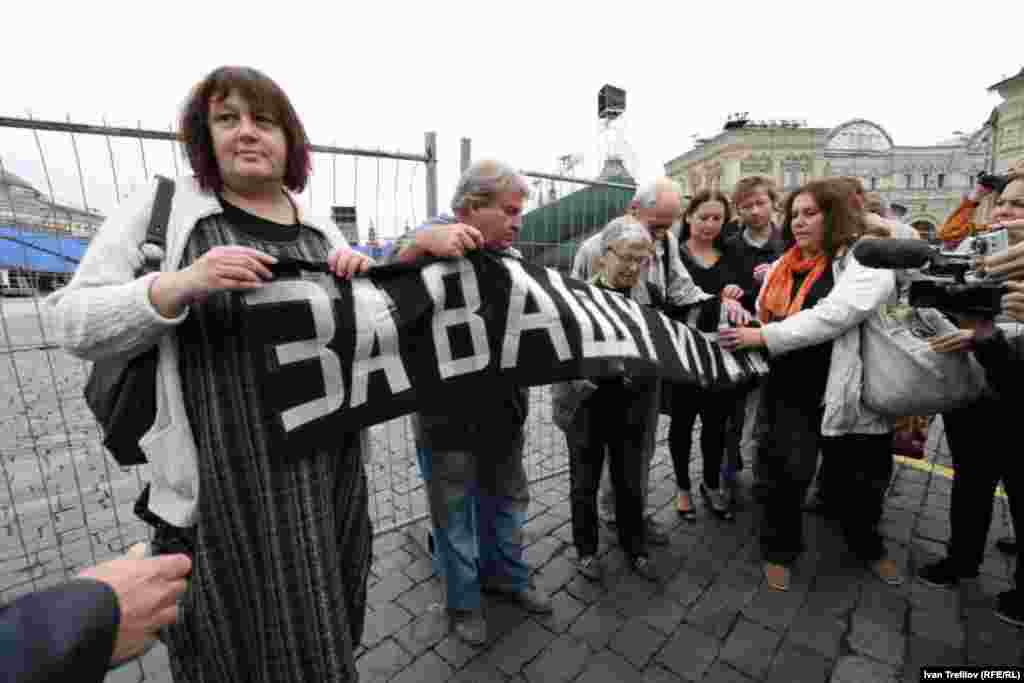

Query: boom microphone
left=853, top=239, right=937, bottom=270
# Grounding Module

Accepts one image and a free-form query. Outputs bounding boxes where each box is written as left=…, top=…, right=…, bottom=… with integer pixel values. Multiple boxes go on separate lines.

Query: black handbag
left=84, top=176, right=175, bottom=466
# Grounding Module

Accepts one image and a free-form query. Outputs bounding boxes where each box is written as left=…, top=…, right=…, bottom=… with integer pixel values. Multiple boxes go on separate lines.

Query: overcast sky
left=3, top=1, right=1022, bottom=238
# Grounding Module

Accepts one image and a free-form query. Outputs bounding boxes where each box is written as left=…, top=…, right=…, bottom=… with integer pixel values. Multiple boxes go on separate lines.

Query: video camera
left=853, top=231, right=1010, bottom=317
left=978, top=171, right=1010, bottom=195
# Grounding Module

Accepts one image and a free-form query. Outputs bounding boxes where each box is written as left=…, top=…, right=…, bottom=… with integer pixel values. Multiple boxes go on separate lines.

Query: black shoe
left=449, top=609, right=487, bottom=646
left=481, top=582, right=553, bottom=614
left=631, top=555, right=659, bottom=582
left=576, top=555, right=603, bottom=582
left=644, top=518, right=670, bottom=546
left=700, top=482, right=734, bottom=521
left=917, top=558, right=979, bottom=589
left=996, top=590, right=1024, bottom=627
left=802, top=495, right=834, bottom=518
left=996, top=537, right=1018, bottom=555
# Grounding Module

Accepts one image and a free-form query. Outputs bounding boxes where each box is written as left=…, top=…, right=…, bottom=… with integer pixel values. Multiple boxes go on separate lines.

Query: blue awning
left=0, top=226, right=88, bottom=273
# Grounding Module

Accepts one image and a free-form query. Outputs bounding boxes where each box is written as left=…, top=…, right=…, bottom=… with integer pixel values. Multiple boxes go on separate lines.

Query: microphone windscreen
left=853, top=239, right=935, bottom=270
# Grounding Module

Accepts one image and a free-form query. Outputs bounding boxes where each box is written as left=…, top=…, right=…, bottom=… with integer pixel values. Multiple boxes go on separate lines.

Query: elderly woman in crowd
left=553, top=217, right=659, bottom=583
left=720, top=178, right=903, bottom=592
left=48, top=66, right=374, bottom=682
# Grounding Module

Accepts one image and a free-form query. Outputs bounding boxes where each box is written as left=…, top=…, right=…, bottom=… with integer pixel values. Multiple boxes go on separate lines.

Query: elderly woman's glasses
left=609, top=249, right=651, bottom=267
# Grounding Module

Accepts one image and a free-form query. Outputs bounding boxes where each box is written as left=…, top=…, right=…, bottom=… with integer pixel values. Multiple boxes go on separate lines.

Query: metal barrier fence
left=0, top=121, right=641, bottom=613
left=0, top=116, right=440, bottom=610
left=0, top=116, right=654, bottom=677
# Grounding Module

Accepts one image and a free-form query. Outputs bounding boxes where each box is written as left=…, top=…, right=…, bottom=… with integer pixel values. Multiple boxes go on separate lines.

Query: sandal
left=765, top=562, right=790, bottom=591
left=676, top=490, right=696, bottom=522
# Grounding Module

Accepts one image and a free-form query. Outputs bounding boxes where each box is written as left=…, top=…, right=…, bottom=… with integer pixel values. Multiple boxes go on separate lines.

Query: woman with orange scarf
left=720, top=179, right=902, bottom=592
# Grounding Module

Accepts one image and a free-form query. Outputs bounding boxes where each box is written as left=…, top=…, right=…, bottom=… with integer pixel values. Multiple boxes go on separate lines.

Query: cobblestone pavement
left=112, top=418, right=1023, bottom=683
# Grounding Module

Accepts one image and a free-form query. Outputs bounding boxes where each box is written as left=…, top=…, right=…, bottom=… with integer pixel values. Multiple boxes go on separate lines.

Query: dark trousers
left=820, top=433, right=894, bottom=562
left=944, top=398, right=1022, bottom=585
left=568, top=388, right=647, bottom=559
left=756, top=392, right=892, bottom=565
left=669, top=383, right=741, bottom=491
left=756, top=396, right=824, bottom=565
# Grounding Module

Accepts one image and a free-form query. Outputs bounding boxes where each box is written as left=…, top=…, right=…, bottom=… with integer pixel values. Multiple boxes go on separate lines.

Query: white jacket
left=759, top=245, right=896, bottom=436
left=46, top=176, right=350, bottom=527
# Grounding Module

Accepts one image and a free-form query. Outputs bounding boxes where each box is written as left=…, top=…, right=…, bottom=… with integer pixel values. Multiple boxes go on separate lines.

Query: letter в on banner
left=500, top=258, right=572, bottom=369
left=421, top=259, right=491, bottom=380
left=349, top=278, right=412, bottom=408
left=244, top=277, right=344, bottom=432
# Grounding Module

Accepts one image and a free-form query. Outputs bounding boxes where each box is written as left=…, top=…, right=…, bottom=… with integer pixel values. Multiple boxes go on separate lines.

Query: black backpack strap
left=145, top=175, right=175, bottom=248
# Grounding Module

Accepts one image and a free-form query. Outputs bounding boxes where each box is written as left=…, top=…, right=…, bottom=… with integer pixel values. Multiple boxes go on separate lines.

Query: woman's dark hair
left=780, top=179, right=864, bottom=259
left=179, top=66, right=311, bottom=193
left=680, top=189, right=732, bottom=244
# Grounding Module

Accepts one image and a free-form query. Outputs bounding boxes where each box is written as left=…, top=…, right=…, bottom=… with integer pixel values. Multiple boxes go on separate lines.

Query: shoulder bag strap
left=140, top=175, right=175, bottom=272
left=146, top=175, right=175, bottom=247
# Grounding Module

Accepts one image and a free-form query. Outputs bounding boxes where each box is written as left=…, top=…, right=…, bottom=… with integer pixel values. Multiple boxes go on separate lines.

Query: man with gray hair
left=572, top=178, right=750, bottom=544
left=392, top=159, right=551, bottom=647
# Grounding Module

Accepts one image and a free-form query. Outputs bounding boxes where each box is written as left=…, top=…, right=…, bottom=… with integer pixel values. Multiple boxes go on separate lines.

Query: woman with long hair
left=670, top=190, right=747, bottom=521
left=720, top=178, right=903, bottom=592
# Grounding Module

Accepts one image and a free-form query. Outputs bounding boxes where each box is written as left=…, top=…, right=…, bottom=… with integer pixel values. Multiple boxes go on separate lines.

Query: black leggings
left=668, top=383, right=743, bottom=491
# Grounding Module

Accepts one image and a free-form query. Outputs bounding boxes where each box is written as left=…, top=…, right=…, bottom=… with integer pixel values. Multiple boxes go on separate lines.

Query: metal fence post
left=425, top=131, right=438, bottom=220
left=460, top=137, right=471, bottom=175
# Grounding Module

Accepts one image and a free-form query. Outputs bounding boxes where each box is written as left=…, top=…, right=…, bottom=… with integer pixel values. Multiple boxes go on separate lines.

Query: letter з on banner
left=245, top=277, right=344, bottom=432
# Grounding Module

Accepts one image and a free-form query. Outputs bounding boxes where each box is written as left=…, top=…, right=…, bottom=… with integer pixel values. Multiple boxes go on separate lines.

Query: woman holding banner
left=49, top=66, right=374, bottom=681
left=720, top=178, right=903, bottom=592
left=552, top=217, right=659, bottom=583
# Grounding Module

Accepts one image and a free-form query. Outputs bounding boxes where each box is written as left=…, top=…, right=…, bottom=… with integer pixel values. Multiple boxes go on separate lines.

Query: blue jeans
left=417, top=428, right=531, bottom=611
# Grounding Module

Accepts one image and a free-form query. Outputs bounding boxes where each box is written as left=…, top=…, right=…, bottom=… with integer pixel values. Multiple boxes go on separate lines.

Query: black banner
left=240, top=252, right=769, bottom=452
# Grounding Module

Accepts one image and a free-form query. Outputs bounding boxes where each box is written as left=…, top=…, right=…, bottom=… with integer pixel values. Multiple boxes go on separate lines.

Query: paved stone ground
left=109, top=417, right=1022, bottom=683
left=4, top=298, right=1022, bottom=681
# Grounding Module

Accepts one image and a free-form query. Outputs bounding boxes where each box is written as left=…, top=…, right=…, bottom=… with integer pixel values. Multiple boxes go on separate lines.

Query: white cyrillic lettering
left=604, top=291, right=658, bottom=362
left=546, top=270, right=634, bottom=359
left=246, top=278, right=344, bottom=432
left=589, top=287, right=640, bottom=357
left=422, top=260, right=491, bottom=379
left=500, top=258, right=572, bottom=368
left=349, top=279, right=412, bottom=407
left=656, top=312, right=694, bottom=375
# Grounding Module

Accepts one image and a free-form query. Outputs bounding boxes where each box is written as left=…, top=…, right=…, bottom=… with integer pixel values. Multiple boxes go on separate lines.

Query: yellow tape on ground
left=894, top=454, right=1007, bottom=499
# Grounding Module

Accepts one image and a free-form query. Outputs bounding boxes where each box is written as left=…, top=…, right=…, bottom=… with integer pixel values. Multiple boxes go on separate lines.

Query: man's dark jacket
left=1, top=579, right=118, bottom=683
